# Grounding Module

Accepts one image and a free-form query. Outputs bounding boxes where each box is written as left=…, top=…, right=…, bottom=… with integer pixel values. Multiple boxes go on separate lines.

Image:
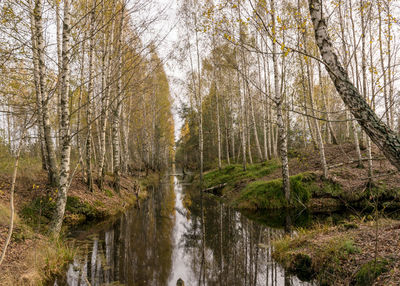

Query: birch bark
left=51, top=0, right=72, bottom=235
left=308, top=0, right=400, bottom=171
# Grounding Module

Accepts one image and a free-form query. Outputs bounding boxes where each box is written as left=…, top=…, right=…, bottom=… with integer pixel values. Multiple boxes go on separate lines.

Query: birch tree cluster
left=0, top=0, right=174, bottom=235
left=176, top=0, right=400, bottom=195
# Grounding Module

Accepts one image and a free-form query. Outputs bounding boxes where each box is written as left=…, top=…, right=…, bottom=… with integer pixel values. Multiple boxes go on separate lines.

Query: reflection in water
left=56, top=176, right=314, bottom=286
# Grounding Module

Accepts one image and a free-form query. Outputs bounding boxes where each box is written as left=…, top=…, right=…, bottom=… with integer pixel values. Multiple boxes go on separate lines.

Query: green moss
left=354, top=258, right=390, bottom=286
left=22, top=196, right=106, bottom=230
left=104, top=189, right=114, bottom=197
left=235, top=172, right=315, bottom=209
left=340, top=239, right=360, bottom=254
left=203, top=160, right=280, bottom=189
left=65, top=196, right=105, bottom=221
left=21, top=196, right=56, bottom=228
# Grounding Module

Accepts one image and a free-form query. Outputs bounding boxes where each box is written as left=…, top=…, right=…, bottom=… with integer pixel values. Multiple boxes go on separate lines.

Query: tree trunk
left=33, top=0, right=59, bottom=186
left=50, top=0, right=71, bottom=236
left=306, top=59, right=328, bottom=178
left=86, top=5, right=95, bottom=192
left=29, top=0, right=47, bottom=171
left=194, top=15, right=204, bottom=181
left=271, top=0, right=290, bottom=201
left=318, top=63, right=338, bottom=144
left=308, top=0, right=400, bottom=171
left=98, top=0, right=116, bottom=189
left=112, top=3, right=125, bottom=193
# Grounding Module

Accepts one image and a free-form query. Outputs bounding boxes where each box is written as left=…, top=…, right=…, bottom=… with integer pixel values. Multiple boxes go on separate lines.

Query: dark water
left=55, top=175, right=317, bottom=286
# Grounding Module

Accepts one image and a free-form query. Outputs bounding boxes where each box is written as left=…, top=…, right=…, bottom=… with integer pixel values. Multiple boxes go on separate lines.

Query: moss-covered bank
left=200, top=161, right=400, bottom=212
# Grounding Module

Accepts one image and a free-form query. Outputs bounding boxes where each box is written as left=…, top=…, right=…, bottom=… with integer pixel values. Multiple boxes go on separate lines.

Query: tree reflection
left=180, top=183, right=311, bottom=286
left=58, top=177, right=313, bottom=286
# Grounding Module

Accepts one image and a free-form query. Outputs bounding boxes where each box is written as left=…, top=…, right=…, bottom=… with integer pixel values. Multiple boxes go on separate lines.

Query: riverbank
left=272, top=218, right=400, bottom=285
left=199, top=143, right=400, bottom=212
left=0, top=169, right=148, bottom=285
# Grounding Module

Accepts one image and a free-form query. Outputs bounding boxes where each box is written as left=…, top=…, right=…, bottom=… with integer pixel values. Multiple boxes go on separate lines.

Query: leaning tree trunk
left=308, top=0, right=400, bottom=171
left=50, top=0, right=71, bottom=236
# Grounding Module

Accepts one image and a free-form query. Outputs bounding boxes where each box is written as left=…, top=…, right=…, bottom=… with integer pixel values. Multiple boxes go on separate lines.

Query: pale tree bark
left=213, top=36, right=222, bottom=169
left=238, top=62, right=247, bottom=170
left=29, top=0, right=47, bottom=171
left=86, top=3, right=95, bottom=192
left=98, top=0, right=116, bottom=189
left=271, top=0, right=290, bottom=201
left=360, top=0, right=373, bottom=181
left=386, top=1, right=394, bottom=129
left=257, top=34, right=267, bottom=161
left=348, top=0, right=364, bottom=166
left=318, top=63, right=338, bottom=144
left=308, top=0, right=400, bottom=171
left=223, top=98, right=230, bottom=165
left=238, top=5, right=247, bottom=170
left=262, top=47, right=273, bottom=159
left=55, top=0, right=62, bottom=151
left=77, top=19, right=87, bottom=180
left=299, top=52, right=317, bottom=149
left=193, top=13, right=204, bottom=181
left=250, top=89, right=263, bottom=162
left=338, top=1, right=351, bottom=140
left=50, top=0, right=72, bottom=235
left=230, top=87, right=236, bottom=162
left=378, top=3, right=390, bottom=128
left=215, top=82, right=222, bottom=169
left=112, top=3, right=125, bottom=192
left=34, top=0, right=59, bottom=186
left=246, top=99, right=253, bottom=165
left=306, top=59, right=328, bottom=178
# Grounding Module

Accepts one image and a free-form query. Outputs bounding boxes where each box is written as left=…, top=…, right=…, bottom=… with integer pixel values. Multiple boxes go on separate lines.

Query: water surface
left=55, top=175, right=316, bottom=286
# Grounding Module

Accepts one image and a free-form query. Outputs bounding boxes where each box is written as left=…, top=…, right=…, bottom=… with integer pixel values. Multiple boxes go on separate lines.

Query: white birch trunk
left=33, top=0, right=59, bottom=186
left=51, top=0, right=71, bottom=235
left=271, top=0, right=290, bottom=200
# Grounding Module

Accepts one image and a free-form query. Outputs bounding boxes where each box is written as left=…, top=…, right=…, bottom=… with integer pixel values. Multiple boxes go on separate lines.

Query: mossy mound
left=235, top=172, right=316, bottom=209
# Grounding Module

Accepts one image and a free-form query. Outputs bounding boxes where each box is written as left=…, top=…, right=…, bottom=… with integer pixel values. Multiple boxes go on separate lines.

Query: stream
left=54, top=175, right=319, bottom=286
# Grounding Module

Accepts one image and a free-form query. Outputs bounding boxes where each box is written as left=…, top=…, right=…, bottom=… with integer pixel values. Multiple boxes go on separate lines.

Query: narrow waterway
left=55, top=175, right=316, bottom=286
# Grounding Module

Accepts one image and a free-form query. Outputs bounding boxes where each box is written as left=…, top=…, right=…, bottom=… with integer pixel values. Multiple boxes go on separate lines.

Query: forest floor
left=200, top=142, right=400, bottom=285
left=0, top=166, right=147, bottom=285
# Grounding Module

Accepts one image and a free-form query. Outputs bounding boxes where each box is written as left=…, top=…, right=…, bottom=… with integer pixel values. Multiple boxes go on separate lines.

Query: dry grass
left=0, top=235, right=75, bottom=286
